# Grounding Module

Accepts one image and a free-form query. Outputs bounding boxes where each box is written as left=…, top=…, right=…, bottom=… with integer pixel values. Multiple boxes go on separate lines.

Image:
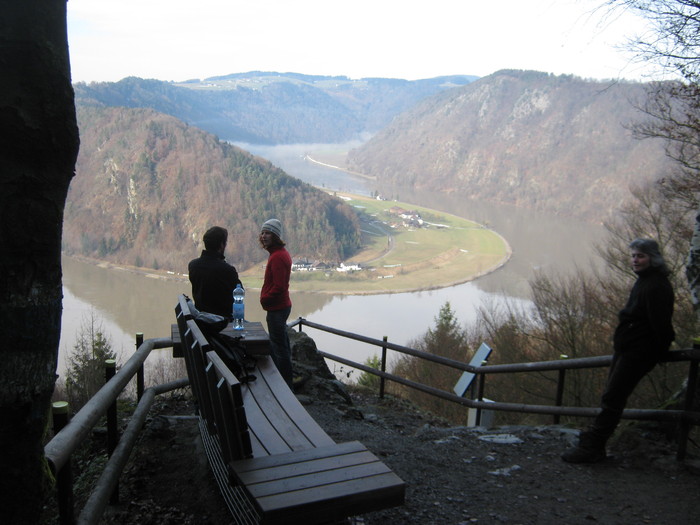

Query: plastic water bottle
left=232, top=284, right=245, bottom=330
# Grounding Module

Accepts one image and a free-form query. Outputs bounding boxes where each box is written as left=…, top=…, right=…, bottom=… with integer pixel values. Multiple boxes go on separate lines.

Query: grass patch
left=243, top=192, right=511, bottom=294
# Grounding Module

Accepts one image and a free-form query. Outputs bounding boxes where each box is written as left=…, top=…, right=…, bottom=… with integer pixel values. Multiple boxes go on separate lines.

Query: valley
left=240, top=191, right=511, bottom=294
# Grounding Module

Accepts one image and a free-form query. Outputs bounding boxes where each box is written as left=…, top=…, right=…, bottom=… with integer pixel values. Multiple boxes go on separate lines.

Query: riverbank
left=64, top=192, right=511, bottom=296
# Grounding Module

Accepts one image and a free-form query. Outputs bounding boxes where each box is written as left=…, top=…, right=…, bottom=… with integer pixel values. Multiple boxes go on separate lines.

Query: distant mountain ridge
left=347, top=70, right=673, bottom=221
left=74, top=72, right=477, bottom=144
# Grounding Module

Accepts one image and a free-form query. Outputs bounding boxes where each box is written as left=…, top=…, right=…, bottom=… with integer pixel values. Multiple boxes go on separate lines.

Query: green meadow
left=243, top=192, right=511, bottom=294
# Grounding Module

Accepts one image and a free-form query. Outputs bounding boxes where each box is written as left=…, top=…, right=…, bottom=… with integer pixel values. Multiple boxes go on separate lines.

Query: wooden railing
left=44, top=335, right=187, bottom=525
left=290, top=317, right=700, bottom=460
left=44, top=319, right=700, bottom=524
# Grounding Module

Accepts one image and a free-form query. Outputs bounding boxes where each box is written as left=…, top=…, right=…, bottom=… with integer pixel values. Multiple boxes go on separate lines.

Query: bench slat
left=230, top=442, right=405, bottom=525
left=241, top=453, right=392, bottom=494
left=206, top=352, right=253, bottom=460
left=243, top=357, right=334, bottom=454
left=182, top=321, right=217, bottom=433
left=258, top=472, right=405, bottom=523
left=232, top=440, right=367, bottom=473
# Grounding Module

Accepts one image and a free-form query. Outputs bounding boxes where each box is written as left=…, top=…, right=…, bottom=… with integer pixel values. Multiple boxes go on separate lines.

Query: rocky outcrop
left=290, top=329, right=354, bottom=407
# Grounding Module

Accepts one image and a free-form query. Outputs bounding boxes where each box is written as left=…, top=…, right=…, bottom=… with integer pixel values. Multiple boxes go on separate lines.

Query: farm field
left=242, top=192, right=511, bottom=294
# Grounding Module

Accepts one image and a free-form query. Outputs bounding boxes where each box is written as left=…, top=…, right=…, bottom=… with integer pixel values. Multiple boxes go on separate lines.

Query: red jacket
left=260, top=245, right=292, bottom=311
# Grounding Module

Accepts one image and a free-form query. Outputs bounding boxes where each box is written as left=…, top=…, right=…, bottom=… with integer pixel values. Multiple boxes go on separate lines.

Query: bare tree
left=0, top=2, right=79, bottom=523
left=605, top=0, right=700, bottom=306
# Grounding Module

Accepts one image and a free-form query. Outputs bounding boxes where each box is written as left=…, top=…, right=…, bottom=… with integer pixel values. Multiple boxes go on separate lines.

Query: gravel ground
left=95, top=332, right=700, bottom=525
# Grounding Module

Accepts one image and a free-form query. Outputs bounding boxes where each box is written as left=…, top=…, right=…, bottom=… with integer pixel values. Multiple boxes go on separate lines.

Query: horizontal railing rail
left=44, top=336, right=185, bottom=525
left=290, top=317, right=700, bottom=459
left=44, top=318, right=699, bottom=524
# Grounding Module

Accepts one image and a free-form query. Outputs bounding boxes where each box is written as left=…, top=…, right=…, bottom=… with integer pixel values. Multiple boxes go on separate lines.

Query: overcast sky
left=67, top=0, right=656, bottom=84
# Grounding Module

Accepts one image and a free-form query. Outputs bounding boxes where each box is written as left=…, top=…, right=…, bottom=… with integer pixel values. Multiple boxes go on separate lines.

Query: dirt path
left=99, top=386, right=699, bottom=525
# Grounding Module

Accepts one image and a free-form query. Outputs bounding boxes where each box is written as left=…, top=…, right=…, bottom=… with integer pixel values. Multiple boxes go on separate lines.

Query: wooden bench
left=175, top=295, right=405, bottom=524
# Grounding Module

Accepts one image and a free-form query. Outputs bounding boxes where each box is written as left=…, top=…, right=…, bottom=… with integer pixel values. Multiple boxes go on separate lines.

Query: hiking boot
left=562, top=428, right=608, bottom=464
left=561, top=444, right=606, bottom=464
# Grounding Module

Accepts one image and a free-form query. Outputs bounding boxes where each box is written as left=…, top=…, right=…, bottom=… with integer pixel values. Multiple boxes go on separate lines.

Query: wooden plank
left=240, top=452, right=386, bottom=491
left=233, top=441, right=368, bottom=473
left=173, top=295, right=193, bottom=357
left=206, top=351, right=253, bottom=460
left=250, top=460, right=396, bottom=496
left=184, top=319, right=217, bottom=432
left=258, top=472, right=405, bottom=525
left=204, top=363, right=235, bottom=463
left=246, top=357, right=334, bottom=449
left=229, top=441, right=405, bottom=525
left=240, top=383, right=299, bottom=456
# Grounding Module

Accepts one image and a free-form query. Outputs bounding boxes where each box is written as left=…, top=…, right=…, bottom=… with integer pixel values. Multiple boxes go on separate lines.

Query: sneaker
left=561, top=445, right=606, bottom=464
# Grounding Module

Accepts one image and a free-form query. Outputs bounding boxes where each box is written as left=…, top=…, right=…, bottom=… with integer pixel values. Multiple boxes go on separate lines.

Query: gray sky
left=67, top=0, right=656, bottom=83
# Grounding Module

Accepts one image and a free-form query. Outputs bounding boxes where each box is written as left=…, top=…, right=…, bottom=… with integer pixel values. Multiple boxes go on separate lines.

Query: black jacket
left=613, top=266, right=675, bottom=358
left=188, top=250, right=242, bottom=318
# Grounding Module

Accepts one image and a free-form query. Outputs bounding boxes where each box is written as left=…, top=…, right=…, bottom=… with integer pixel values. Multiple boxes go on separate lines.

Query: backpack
left=185, top=296, right=228, bottom=335
left=207, top=332, right=257, bottom=384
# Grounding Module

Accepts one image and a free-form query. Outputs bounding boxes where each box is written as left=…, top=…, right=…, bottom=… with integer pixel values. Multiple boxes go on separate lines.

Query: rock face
left=347, top=70, right=673, bottom=222
left=290, top=329, right=353, bottom=407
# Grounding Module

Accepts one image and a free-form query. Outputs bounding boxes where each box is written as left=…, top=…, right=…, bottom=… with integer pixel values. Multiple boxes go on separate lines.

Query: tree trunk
left=0, top=2, right=79, bottom=523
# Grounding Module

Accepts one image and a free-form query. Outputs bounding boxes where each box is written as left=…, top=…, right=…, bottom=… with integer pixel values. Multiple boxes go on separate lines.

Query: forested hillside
left=347, top=70, right=673, bottom=221
left=73, top=72, right=476, bottom=144
left=63, top=106, right=361, bottom=272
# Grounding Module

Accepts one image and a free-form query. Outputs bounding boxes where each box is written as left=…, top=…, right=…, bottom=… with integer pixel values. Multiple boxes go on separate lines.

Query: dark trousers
left=266, top=307, right=293, bottom=388
left=588, top=351, right=657, bottom=442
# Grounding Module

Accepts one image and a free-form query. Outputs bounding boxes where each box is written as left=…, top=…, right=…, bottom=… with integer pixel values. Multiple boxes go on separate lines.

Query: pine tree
left=64, top=312, right=117, bottom=411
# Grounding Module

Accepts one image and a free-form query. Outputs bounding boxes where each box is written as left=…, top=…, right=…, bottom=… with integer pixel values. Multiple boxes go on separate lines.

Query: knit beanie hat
left=261, top=218, right=283, bottom=240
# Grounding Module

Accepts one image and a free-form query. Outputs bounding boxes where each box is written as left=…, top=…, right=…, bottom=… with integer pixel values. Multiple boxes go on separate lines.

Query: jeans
left=588, top=351, right=657, bottom=442
left=266, top=307, right=293, bottom=388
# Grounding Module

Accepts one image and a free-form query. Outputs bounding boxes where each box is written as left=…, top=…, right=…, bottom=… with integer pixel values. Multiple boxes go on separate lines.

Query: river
left=58, top=141, right=605, bottom=379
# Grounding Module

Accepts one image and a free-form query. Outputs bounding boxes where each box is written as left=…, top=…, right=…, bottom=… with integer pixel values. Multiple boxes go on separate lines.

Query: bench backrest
left=181, top=317, right=218, bottom=433
left=175, top=294, right=194, bottom=334
left=205, top=350, right=253, bottom=462
left=175, top=294, right=195, bottom=384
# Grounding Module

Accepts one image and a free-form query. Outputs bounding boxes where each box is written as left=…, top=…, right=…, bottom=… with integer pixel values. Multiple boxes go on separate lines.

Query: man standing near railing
left=188, top=226, right=243, bottom=318
left=562, top=238, right=675, bottom=463
left=259, top=219, right=294, bottom=388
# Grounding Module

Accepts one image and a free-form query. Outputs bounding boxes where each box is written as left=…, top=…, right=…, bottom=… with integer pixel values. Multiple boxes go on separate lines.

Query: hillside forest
left=64, top=106, right=361, bottom=272
left=348, top=70, right=673, bottom=222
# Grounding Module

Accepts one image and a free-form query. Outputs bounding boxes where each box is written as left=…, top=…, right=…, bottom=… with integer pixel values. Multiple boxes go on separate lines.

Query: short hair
left=629, top=238, right=670, bottom=275
left=203, top=226, right=228, bottom=251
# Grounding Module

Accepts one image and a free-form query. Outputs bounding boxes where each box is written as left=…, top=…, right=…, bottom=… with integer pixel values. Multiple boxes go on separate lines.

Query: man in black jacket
left=188, top=226, right=242, bottom=318
left=562, top=238, right=675, bottom=463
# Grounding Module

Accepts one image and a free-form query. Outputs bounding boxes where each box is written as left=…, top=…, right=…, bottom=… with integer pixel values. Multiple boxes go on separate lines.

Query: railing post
left=105, top=359, right=119, bottom=504
left=677, top=340, right=700, bottom=460
left=475, top=372, right=486, bottom=426
left=136, top=333, right=144, bottom=401
left=298, top=317, right=303, bottom=333
left=53, top=401, right=74, bottom=525
left=379, top=336, right=388, bottom=399
left=554, top=354, right=568, bottom=424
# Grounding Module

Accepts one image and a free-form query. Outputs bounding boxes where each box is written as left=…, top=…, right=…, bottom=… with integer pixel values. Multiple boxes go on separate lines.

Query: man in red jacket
left=259, top=219, right=293, bottom=387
